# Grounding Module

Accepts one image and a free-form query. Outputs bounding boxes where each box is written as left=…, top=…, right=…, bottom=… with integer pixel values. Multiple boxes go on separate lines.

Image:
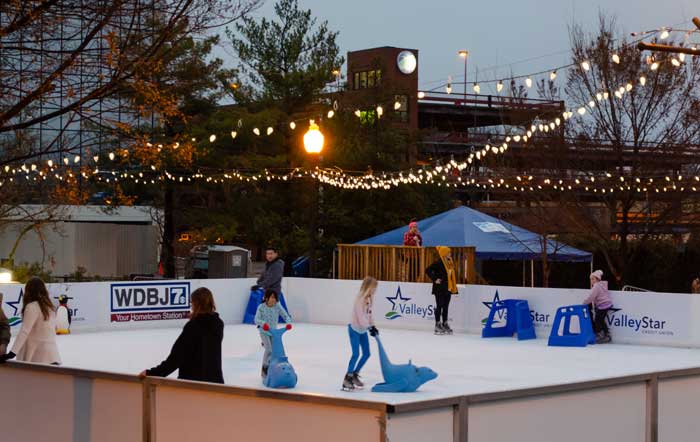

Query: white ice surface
left=16, top=324, right=700, bottom=405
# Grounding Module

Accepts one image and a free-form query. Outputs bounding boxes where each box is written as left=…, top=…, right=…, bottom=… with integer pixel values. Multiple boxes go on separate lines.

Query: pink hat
left=409, top=221, right=418, bottom=229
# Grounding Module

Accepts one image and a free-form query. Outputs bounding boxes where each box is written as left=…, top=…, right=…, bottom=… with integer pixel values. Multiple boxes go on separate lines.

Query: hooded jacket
left=583, top=280, right=613, bottom=309
left=147, top=312, right=224, bottom=384
left=256, top=258, right=285, bottom=293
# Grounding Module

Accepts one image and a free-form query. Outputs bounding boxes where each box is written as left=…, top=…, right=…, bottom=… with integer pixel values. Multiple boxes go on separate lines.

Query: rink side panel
left=149, top=379, right=386, bottom=442
left=465, top=383, right=647, bottom=442
left=658, top=373, right=700, bottom=442
left=0, top=363, right=143, bottom=442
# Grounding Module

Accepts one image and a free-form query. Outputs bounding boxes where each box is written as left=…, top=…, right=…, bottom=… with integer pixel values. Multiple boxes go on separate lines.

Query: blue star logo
left=481, top=291, right=505, bottom=324
left=384, top=286, right=412, bottom=320
left=4, top=289, right=23, bottom=326
left=386, top=286, right=411, bottom=311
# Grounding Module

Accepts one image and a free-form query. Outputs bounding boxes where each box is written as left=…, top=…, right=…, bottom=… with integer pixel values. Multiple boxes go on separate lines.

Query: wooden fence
left=337, top=244, right=476, bottom=284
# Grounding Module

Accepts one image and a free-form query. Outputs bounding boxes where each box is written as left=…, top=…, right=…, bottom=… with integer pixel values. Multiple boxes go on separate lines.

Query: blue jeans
left=346, top=324, right=370, bottom=375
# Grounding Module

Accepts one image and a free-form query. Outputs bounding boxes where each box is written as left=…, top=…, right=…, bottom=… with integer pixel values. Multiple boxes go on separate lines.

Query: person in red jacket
left=403, top=221, right=422, bottom=246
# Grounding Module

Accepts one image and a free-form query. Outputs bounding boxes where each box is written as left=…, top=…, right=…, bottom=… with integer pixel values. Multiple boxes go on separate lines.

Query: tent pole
left=530, top=260, right=534, bottom=288
left=522, top=260, right=526, bottom=287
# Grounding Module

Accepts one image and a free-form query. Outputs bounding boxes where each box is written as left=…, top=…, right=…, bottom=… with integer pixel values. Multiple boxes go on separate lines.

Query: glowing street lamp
left=458, top=50, right=469, bottom=98
left=303, top=121, right=324, bottom=154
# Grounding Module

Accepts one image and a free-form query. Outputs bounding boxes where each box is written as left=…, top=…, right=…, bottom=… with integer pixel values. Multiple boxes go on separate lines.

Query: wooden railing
left=337, top=244, right=476, bottom=284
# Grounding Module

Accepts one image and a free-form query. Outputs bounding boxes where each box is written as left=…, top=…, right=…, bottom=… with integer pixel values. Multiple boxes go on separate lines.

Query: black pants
left=434, top=292, right=451, bottom=323
left=589, top=305, right=611, bottom=336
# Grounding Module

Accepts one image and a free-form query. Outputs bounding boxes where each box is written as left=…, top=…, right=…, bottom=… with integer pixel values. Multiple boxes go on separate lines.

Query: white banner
left=1, top=278, right=254, bottom=332
left=2, top=277, right=697, bottom=348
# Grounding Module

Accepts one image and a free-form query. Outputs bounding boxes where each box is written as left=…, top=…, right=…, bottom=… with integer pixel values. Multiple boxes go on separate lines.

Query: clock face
left=396, top=51, right=417, bottom=75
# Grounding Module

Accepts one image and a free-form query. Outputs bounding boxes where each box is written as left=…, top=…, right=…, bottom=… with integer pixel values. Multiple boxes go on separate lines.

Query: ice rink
left=20, top=323, right=700, bottom=405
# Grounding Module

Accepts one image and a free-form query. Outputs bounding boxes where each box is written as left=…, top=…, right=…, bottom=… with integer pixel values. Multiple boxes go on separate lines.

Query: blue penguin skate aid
left=262, top=324, right=298, bottom=389
left=371, top=335, right=437, bottom=393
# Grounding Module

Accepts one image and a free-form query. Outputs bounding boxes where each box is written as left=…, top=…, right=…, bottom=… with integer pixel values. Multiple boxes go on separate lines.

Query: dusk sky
left=217, top=0, right=698, bottom=95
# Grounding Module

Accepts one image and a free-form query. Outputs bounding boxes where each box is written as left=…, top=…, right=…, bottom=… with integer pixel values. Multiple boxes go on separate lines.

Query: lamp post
left=458, top=50, right=468, bottom=100
left=332, top=69, right=341, bottom=92
left=303, top=122, right=324, bottom=277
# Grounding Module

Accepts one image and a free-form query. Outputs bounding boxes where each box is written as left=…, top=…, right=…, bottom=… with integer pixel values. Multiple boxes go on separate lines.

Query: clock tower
left=345, top=46, right=419, bottom=130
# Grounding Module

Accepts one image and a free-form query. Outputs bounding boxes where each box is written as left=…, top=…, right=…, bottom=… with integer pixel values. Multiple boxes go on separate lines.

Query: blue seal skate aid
left=371, top=335, right=437, bottom=393
left=548, top=305, right=596, bottom=347
left=243, top=288, right=290, bottom=324
left=481, top=299, right=536, bottom=340
left=262, top=324, right=298, bottom=389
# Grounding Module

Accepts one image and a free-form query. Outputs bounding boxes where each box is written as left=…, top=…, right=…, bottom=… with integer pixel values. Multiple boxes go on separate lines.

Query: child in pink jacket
left=342, top=276, right=378, bottom=391
left=584, top=270, right=613, bottom=343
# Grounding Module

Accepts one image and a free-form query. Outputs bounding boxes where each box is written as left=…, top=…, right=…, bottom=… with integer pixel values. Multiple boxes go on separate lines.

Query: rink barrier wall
left=7, top=361, right=700, bottom=441
left=1, top=277, right=697, bottom=348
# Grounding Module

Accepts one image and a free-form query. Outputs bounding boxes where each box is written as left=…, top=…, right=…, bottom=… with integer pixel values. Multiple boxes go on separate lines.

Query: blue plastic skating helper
left=482, top=298, right=536, bottom=341
left=262, top=324, right=298, bottom=389
left=547, top=304, right=597, bottom=347
left=371, top=335, right=438, bottom=393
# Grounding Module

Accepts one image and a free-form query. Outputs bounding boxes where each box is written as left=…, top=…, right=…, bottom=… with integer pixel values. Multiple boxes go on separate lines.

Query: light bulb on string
left=108, top=152, right=115, bottom=161
left=612, top=54, right=621, bottom=64
left=393, top=101, right=401, bottom=110
left=289, top=121, right=296, bottom=130
left=496, top=80, right=504, bottom=92
left=577, top=107, right=586, bottom=115
left=660, top=28, right=670, bottom=39
left=376, top=106, right=384, bottom=117
left=671, top=58, right=681, bottom=67
left=417, top=91, right=425, bottom=99
left=266, top=127, right=274, bottom=136
left=679, top=53, right=686, bottom=62
left=525, top=77, right=532, bottom=88
left=47, top=160, right=53, bottom=167
left=473, top=83, right=480, bottom=94
left=354, top=109, right=361, bottom=117
left=230, top=131, right=237, bottom=139
left=446, top=76, right=453, bottom=94
left=651, top=62, right=659, bottom=71
left=327, top=110, right=335, bottom=118
left=639, top=76, right=647, bottom=86
left=209, top=134, right=216, bottom=142
left=581, top=61, right=591, bottom=71
left=253, top=128, right=260, bottom=136
left=549, top=70, right=557, bottom=81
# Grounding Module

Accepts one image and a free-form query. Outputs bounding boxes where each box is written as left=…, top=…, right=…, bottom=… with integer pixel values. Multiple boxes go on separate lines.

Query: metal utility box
left=207, top=245, right=249, bottom=278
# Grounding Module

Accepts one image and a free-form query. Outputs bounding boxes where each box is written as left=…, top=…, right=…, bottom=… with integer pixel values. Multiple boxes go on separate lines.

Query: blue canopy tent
left=357, top=206, right=591, bottom=262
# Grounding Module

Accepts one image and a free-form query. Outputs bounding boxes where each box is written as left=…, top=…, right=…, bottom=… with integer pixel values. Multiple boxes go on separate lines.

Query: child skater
left=584, top=270, right=613, bottom=344
left=342, top=276, right=379, bottom=391
left=254, top=288, right=292, bottom=379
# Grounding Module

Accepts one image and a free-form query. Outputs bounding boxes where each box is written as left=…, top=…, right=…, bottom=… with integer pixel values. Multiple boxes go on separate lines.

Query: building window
left=395, top=94, right=409, bottom=122
left=352, top=69, right=382, bottom=90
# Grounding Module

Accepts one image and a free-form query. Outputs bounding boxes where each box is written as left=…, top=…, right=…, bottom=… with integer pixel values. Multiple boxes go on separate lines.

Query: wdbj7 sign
left=110, top=281, right=191, bottom=322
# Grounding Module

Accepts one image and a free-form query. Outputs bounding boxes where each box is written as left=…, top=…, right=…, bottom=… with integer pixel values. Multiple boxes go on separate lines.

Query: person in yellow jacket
left=425, top=246, right=458, bottom=335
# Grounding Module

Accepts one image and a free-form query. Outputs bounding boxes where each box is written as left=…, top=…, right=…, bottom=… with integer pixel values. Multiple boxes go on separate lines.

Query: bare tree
left=561, top=15, right=700, bottom=285
left=0, top=0, right=262, bottom=166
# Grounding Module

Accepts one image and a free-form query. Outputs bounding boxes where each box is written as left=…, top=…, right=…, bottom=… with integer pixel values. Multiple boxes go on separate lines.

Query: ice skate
left=342, top=374, right=355, bottom=391
left=596, top=333, right=611, bottom=344
left=434, top=323, right=445, bottom=335
left=351, top=372, right=364, bottom=389
left=442, top=322, right=453, bottom=335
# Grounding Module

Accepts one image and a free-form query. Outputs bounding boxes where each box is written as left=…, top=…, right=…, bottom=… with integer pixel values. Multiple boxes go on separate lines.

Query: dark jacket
left=147, top=313, right=224, bottom=384
left=426, top=259, right=450, bottom=296
left=0, top=308, right=10, bottom=347
left=257, top=258, right=285, bottom=293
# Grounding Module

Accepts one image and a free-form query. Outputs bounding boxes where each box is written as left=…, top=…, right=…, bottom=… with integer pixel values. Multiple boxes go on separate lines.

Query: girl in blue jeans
left=343, top=276, right=379, bottom=391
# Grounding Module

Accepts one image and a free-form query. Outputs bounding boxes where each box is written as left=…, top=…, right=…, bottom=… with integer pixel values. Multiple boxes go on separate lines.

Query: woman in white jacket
left=0, top=277, right=61, bottom=364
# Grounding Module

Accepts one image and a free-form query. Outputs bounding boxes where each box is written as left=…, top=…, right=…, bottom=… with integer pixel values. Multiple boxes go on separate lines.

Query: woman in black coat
left=426, top=246, right=458, bottom=335
left=140, top=287, right=224, bottom=384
